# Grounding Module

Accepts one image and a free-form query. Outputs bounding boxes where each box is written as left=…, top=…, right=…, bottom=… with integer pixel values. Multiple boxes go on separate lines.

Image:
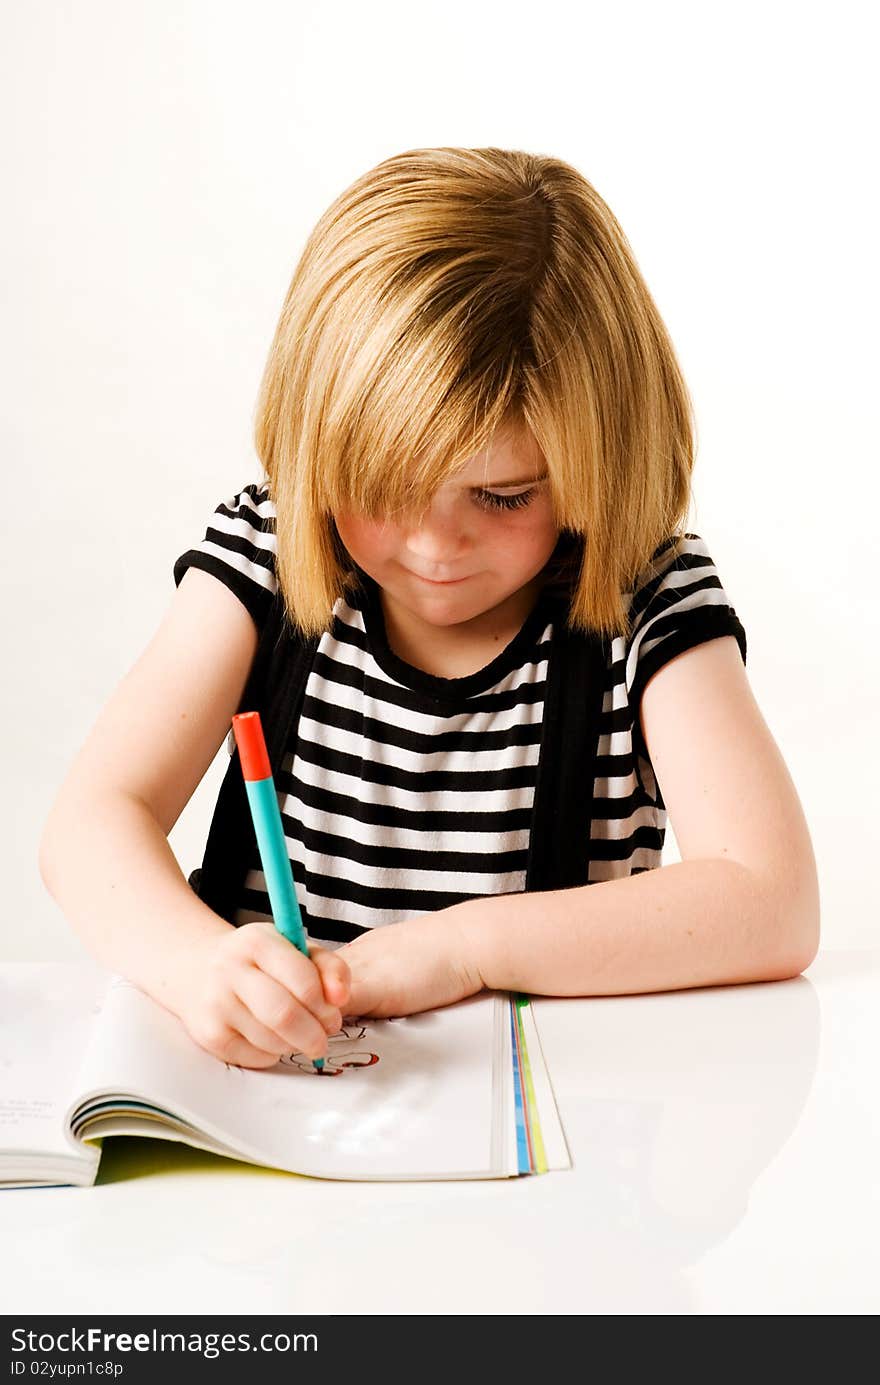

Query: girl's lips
left=409, top=570, right=470, bottom=585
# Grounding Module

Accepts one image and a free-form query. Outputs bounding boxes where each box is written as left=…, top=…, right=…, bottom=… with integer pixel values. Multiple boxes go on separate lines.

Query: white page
left=518, top=999, right=571, bottom=1171
left=70, top=978, right=511, bottom=1180
left=0, top=963, right=107, bottom=1181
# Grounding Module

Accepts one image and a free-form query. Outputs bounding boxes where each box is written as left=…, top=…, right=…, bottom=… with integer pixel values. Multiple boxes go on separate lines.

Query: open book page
left=516, top=998, right=571, bottom=1172
left=69, top=978, right=513, bottom=1180
left=0, top=962, right=108, bottom=1187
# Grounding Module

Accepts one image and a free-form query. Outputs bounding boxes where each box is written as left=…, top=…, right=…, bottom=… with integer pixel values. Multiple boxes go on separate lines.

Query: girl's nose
left=402, top=496, right=469, bottom=565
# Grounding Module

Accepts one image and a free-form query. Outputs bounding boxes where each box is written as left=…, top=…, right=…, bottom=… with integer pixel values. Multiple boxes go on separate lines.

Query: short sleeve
left=172, top=481, right=278, bottom=633
left=624, top=533, right=747, bottom=715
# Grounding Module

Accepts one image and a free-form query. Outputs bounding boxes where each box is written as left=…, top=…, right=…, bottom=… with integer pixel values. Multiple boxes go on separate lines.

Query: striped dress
left=173, top=481, right=747, bottom=943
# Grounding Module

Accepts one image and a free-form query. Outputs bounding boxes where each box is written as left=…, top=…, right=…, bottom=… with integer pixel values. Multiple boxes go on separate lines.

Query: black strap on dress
left=524, top=597, right=608, bottom=892
left=189, top=593, right=319, bottom=924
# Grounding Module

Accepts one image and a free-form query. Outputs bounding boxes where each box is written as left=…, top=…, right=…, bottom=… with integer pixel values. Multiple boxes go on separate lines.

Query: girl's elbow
left=795, top=901, right=821, bottom=974
left=757, top=821, right=820, bottom=978
left=38, top=792, right=76, bottom=888
left=769, top=877, right=821, bottom=979
left=38, top=817, right=62, bottom=891
left=777, top=918, right=820, bottom=979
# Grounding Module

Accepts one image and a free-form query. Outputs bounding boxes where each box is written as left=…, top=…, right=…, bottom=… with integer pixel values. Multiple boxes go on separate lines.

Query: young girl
left=38, top=146, right=819, bottom=1071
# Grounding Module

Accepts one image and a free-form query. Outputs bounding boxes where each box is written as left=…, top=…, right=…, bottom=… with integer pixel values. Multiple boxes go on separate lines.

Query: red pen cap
left=231, top=711, right=272, bottom=781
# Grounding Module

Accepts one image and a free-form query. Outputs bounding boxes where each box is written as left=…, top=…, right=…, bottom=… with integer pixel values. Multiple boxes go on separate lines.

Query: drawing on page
left=280, top=1021, right=380, bottom=1076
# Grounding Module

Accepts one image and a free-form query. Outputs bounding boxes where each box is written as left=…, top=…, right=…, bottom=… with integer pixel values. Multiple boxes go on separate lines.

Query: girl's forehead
left=449, top=426, right=547, bottom=485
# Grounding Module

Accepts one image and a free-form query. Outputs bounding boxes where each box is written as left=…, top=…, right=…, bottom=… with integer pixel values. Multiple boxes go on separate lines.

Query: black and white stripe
left=174, top=481, right=747, bottom=940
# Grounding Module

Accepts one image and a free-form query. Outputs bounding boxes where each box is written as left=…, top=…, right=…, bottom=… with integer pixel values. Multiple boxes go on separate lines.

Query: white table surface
left=2, top=948, right=877, bottom=1316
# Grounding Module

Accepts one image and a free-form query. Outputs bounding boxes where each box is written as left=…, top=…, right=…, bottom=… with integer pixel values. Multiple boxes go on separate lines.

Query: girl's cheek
left=335, top=513, right=398, bottom=565
left=489, top=506, right=558, bottom=549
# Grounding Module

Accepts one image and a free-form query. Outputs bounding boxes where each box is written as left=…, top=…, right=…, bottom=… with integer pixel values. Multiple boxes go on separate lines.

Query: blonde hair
left=255, top=146, right=695, bottom=639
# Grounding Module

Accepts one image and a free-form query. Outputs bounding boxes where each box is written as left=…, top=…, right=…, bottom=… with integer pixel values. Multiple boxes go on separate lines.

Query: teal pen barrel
left=241, top=767, right=324, bottom=1072
left=243, top=776, right=308, bottom=952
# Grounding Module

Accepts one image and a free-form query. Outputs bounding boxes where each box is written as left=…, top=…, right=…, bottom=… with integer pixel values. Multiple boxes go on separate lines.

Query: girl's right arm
left=38, top=567, right=348, bottom=1068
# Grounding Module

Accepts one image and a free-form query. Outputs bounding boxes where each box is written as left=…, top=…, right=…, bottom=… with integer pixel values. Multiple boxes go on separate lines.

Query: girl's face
left=333, top=425, right=560, bottom=631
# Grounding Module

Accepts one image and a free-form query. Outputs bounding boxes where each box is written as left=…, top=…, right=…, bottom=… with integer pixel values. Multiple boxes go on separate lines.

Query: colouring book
left=0, top=963, right=570, bottom=1187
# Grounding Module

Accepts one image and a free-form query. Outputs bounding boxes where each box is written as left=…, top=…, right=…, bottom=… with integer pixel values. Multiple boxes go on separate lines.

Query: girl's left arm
left=465, top=633, right=820, bottom=997
left=342, top=636, right=819, bottom=1016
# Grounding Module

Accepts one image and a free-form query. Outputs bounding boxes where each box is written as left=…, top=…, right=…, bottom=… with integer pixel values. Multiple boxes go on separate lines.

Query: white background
left=3, top=0, right=877, bottom=960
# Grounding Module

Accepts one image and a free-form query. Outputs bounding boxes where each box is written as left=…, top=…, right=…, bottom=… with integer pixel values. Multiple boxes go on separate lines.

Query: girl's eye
left=475, top=488, right=536, bottom=512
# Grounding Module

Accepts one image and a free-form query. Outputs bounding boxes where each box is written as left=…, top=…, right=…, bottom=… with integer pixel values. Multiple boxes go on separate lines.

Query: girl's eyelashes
left=474, top=488, right=536, bottom=512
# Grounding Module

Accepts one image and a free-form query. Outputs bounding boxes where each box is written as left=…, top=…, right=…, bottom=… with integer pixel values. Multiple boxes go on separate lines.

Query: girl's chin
left=412, top=594, right=481, bottom=623
left=407, top=590, right=515, bottom=630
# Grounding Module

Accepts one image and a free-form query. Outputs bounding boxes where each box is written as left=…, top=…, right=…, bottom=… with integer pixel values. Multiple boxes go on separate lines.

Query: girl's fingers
left=310, top=944, right=351, bottom=1009
left=251, top=929, right=342, bottom=1034
left=233, top=966, right=332, bottom=1060
left=211, top=1026, right=283, bottom=1070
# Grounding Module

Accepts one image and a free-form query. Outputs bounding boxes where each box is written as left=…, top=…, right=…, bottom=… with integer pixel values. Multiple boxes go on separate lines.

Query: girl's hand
left=177, top=922, right=351, bottom=1069
left=337, top=912, right=484, bottom=1019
